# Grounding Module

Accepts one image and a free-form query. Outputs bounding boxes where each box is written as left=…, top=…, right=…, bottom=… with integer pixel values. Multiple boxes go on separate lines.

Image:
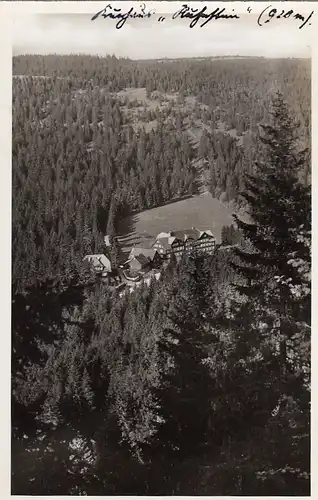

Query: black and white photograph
left=9, top=1, right=312, bottom=495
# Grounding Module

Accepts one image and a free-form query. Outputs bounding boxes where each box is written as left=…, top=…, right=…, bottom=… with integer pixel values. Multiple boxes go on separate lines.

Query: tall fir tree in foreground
left=231, top=93, right=310, bottom=489
left=233, top=91, right=311, bottom=346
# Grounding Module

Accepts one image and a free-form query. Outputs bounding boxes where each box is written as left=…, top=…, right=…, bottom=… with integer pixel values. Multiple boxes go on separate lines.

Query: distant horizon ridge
left=12, top=53, right=309, bottom=61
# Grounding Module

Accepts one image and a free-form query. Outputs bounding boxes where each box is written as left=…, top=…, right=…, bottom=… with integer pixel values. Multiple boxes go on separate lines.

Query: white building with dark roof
left=152, top=227, right=216, bottom=259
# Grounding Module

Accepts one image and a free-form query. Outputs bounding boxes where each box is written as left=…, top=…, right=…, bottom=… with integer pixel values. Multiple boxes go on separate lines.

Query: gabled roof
left=157, top=232, right=170, bottom=239
left=137, top=254, right=151, bottom=266
left=171, top=228, right=201, bottom=241
left=153, top=237, right=171, bottom=250
left=199, top=229, right=214, bottom=238
left=130, top=247, right=158, bottom=260
left=130, top=254, right=150, bottom=268
left=83, top=254, right=111, bottom=271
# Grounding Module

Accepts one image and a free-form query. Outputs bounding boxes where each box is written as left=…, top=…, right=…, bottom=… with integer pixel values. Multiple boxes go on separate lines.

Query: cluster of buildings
left=126, top=227, right=216, bottom=271
left=153, top=227, right=216, bottom=258
left=83, top=227, right=216, bottom=286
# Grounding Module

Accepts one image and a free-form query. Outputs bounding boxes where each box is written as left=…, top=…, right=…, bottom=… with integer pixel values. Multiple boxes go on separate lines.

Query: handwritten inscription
left=91, top=3, right=156, bottom=29
left=258, top=6, right=314, bottom=29
left=172, top=4, right=239, bottom=28
left=91, top=3, right=314, bottom=30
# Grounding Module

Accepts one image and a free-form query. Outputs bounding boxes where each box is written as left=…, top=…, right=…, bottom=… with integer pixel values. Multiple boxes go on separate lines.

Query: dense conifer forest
left=12, top=54, right=311, bottom=495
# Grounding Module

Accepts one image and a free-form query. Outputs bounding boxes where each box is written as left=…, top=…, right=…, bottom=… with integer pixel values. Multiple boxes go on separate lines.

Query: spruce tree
left=154, top=255, right=214, bottom=460
left=109, top=236, right=120, bottom=269
left=221, top=225, right=230, bottom=245
left=232, top=91, right=311, bottom=383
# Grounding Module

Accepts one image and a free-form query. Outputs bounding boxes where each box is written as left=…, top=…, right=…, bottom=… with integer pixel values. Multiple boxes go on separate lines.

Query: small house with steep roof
left=83, top=254, right=112, bottom=276
left=128, top=254, right=152, bottom=273
left=129, top=247, right=162, bottom=268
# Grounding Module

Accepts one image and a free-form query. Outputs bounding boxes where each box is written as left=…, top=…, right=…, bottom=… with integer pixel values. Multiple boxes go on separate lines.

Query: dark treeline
left=12, top=55, right=310, bottom=495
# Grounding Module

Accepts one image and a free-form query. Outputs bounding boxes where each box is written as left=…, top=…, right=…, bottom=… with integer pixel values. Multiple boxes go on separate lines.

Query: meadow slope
left=117, top=192, right=235, bottom=252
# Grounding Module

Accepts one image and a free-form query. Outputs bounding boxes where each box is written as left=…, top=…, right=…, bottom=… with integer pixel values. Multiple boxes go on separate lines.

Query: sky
left=12, top=11, right=312, bottom=59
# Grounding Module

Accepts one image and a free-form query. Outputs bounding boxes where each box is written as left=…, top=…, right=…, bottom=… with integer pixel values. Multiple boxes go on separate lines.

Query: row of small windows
left=155, top=241, right=215, bottom=253
left=164, top=244, right=214, bottom=250
left=171, top=241, right=215, bottom=249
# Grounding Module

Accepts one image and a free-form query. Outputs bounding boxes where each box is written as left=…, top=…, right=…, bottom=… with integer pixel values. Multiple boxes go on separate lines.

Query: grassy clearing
left=118, top=192, right=234, bottom=252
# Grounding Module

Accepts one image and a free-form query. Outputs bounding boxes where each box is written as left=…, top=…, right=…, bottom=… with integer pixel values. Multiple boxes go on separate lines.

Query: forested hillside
left=12, top=55, right=311, bottom=495
left=13, top=55, right=310, bottom=286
